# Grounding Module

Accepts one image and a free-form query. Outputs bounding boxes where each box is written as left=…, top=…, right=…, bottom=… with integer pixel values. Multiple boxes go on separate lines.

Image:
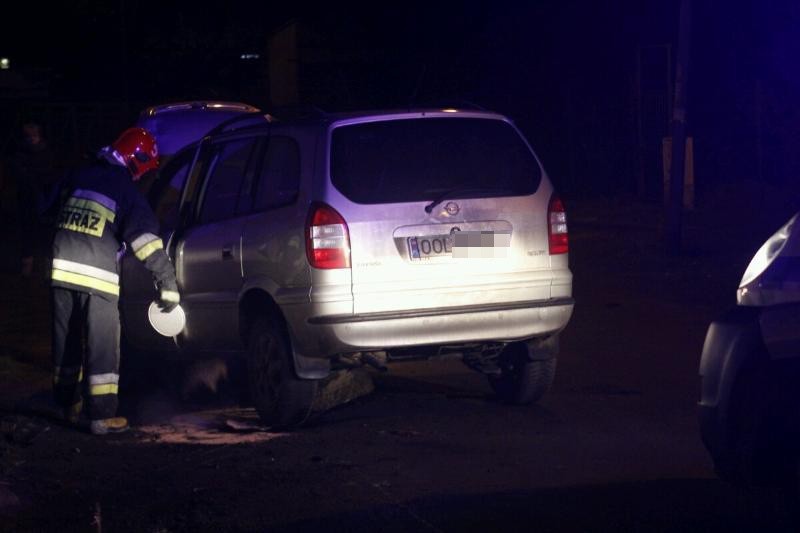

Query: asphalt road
left=1, top=195, right=798, bottom=532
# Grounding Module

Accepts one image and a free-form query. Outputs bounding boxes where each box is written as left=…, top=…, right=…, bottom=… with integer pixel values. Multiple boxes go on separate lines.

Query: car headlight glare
left=739, top=216, right=796, bottom=289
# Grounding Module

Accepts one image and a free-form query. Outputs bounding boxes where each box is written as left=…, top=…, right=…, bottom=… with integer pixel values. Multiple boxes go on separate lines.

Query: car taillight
left=306, top=202, right=351, bottom=269
left=548, top=194, right=568, bottom=255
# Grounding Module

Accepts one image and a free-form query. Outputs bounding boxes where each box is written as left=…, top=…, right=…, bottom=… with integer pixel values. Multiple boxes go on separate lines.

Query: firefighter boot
left=63, top=400, right=83, bottom=425
left=89, top=417, right=130, bottom=435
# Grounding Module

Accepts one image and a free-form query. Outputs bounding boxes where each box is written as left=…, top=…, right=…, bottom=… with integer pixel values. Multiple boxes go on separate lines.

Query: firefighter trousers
left=51, top=287, right=121, bottom=420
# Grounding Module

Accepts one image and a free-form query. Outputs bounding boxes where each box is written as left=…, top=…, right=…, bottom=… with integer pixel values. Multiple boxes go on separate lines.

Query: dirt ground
left=1, top=190, right=799, bottom=532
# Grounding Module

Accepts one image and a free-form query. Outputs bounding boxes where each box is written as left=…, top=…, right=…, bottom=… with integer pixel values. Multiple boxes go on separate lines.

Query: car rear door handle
left=222, top=246, right=234, bottom=260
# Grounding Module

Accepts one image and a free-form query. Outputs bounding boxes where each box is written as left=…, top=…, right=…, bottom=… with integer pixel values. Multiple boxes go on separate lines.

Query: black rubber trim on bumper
left=307, top=297, right=575, bottom=325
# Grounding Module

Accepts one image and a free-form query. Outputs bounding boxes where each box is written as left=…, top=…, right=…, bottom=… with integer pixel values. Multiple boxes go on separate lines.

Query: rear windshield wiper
left=424, top=187, right=516, bottom=213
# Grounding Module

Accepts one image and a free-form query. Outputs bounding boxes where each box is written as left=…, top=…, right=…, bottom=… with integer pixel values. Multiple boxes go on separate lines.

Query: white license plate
left=407, top=235, right=452, bottom=260
left=407, top=231, right=511, bottom=260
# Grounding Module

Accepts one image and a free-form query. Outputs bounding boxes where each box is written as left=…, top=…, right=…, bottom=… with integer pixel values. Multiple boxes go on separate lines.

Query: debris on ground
left=223, top=418, right=268, bottom=433
left=1, top=416, right=50, bottom=446
left=312, top=368, right=375, bottom=413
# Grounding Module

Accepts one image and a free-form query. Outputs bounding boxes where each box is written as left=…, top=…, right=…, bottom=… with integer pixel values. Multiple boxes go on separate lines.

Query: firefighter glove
left=157, top=280, right=180, bottom=313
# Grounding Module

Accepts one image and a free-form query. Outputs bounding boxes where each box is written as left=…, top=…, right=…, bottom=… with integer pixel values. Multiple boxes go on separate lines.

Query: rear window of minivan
left=330, top=117, right=542, bottom=204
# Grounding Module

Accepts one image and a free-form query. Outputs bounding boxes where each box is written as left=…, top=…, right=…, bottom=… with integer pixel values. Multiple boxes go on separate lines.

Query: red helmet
left=111, top=127, right=159, bottom=179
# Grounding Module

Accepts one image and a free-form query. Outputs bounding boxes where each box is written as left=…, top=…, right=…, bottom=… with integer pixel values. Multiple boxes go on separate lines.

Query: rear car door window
left=253, top=136, right=300, bottom=211
left=146, top=148, right=195, bottom=233
left=177, top=143, right=215, bottom=226
left=198, top=138, right=258, bottom=224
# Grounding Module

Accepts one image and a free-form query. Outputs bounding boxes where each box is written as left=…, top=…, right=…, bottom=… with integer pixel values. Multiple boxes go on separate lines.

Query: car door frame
left=169, top=132, right=264, bottom=351
left=119, top=143, right=202, bottom=352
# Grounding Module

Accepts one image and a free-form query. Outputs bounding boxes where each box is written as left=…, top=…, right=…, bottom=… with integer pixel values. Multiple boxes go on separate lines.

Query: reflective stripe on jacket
left=51, top=258, right=120, bottom=296
left=49, top=161, right=176, bottom=301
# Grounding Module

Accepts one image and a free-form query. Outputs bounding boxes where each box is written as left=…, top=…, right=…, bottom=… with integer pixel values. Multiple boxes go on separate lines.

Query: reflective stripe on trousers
left=88, top=372, right=120, bottom=396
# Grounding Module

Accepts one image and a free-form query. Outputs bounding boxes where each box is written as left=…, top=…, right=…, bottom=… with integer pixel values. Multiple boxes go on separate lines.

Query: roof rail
left=142, top=101, right=260, bottom=117
left=206, top=113, right=272, bottom=136
left=407, top=98, right=489, bottom=112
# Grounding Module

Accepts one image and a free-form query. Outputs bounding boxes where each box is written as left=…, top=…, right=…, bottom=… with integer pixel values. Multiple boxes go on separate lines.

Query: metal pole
left=755, top=79, right=765, bottom=209
left=635, top=46, right=645, bottom=199
left=666, top=0, right=692, bottom=253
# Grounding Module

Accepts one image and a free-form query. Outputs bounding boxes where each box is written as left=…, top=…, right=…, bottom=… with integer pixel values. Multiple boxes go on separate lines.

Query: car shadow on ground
left=8, top=354, right=503, bottom=443
left=119, top=354, right=506, bottom=429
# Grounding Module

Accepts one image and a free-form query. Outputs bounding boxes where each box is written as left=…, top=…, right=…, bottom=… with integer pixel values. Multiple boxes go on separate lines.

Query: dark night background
left=2, top=0, right=800, bottom=208
left=5, top=4, right=800, bottom=529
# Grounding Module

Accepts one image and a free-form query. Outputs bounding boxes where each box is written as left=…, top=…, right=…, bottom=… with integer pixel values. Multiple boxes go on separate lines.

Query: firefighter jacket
left=49, top=160, right=178, bottom=302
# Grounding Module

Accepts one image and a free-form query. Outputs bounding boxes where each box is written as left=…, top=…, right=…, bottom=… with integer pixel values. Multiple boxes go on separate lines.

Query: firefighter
left=49, top=127, right=179, bottom=435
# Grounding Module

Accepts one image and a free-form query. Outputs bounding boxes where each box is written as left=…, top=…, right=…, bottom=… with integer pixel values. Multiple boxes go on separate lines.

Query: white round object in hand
left=147, top=301, right=186, bottom=337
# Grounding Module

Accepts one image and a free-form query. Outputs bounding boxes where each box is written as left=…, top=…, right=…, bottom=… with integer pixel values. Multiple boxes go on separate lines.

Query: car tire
left=247, top=316, right=316, bottom=429
left=724, top=362, right=788, bottom=486
left=729, top=367, right=769, bottom=483
left=488, top=341, right=557, bottom=405
left=782, top=458, right=800, bottom=526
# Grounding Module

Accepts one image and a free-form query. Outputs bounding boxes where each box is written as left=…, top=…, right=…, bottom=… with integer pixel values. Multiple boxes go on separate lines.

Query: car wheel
left=784, top=458, right=800, bottom=524
left=488, top=341, right=557, bottom=405
left=247, top=316, right=316, bottom=429
left=713, top=361, right=768, bottom=485
left=724, top=361, right=794, bottom=487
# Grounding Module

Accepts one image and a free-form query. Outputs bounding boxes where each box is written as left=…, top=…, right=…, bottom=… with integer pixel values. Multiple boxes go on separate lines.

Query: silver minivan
left=122, top=107, right=574, bottom=427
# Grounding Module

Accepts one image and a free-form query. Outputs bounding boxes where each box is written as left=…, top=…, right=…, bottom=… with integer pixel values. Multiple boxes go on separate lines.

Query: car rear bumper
left=290, top=297, right=574, bottom=359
